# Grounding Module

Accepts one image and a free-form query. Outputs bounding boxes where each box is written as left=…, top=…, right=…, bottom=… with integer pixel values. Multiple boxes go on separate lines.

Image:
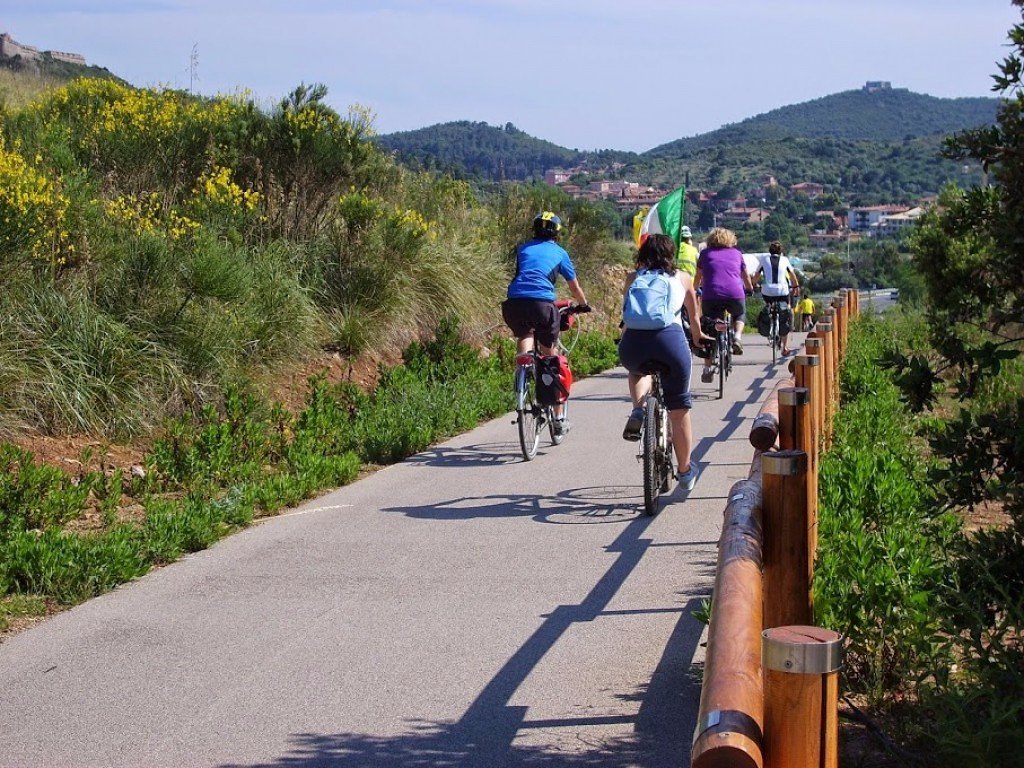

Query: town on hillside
left=545, top=165, right=927, bottom=243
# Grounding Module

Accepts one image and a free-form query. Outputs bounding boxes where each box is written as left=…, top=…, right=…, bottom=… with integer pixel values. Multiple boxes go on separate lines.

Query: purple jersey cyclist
left=694, top=227, right=753, bottom=382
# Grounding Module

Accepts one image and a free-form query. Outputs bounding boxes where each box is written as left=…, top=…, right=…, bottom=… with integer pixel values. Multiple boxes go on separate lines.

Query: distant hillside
left=646, top=87, right=998, bottom=156
left=375, top=121, right=636, bottom=181
left=625, top=133, right=983, bottom=204
left=375, top=87, right=997, bottom=201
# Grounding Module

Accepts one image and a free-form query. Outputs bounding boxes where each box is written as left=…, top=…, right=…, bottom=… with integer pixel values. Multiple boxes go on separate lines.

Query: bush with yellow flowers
left=0, top=138, right=70, bottom=264
left=187, top=165, right=263, bottom=240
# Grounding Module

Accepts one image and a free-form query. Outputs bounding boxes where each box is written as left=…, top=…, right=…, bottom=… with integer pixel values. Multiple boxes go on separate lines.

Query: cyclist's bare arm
left=742, top=269, right=754, bottom=293
left=788, top=268, right=801, bottom=294
left=566, top=278, right=588, bottom=308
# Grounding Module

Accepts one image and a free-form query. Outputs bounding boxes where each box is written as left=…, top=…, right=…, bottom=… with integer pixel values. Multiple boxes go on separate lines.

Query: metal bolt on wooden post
left=761, top=450, right=812, bottom=629
left=762, top=626, right=843, bottom=768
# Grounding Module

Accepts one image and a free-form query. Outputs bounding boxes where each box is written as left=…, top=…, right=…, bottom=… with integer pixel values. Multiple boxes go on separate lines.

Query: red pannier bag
left=536, top=354, right=572, bottom=406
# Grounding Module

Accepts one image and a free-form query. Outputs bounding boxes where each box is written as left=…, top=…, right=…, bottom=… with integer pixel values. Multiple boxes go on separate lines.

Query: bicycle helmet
left=533, top=211, right=562, bottom=239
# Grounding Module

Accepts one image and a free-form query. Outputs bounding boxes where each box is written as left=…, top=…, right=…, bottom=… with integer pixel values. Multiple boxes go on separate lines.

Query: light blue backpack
left=622, top=269, right=676, bottom=330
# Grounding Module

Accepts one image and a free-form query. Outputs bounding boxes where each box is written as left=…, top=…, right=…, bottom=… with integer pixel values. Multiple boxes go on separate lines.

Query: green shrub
left=0, top=443, right=90, bottom=533
left=814, top=314, right=959, bottom=705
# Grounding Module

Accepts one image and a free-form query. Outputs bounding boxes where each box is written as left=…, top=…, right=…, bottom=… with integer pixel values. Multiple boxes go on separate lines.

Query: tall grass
left=0, top=320, right=617, bottom=607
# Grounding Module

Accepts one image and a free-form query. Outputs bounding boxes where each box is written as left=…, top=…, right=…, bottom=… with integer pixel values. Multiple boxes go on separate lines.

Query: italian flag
left=638, top=186, right=686, bottom=247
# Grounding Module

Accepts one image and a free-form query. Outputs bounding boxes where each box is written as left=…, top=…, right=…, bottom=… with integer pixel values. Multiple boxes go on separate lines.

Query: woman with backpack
left=618, top=234, right=711, bottom=490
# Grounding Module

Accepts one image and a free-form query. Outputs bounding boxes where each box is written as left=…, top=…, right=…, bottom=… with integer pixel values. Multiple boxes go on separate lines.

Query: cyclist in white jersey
left=754, top=241, right=801, bottom=355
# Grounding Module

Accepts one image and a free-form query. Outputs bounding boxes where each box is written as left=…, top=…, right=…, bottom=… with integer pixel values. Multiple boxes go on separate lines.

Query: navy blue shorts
left=618, top=325, right=693, bottom=411
left=501, top=299, right=560, bottom=348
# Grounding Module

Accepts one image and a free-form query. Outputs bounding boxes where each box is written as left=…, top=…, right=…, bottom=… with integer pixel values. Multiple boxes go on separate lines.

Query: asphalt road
left=0, top=333, right=798, bottom=768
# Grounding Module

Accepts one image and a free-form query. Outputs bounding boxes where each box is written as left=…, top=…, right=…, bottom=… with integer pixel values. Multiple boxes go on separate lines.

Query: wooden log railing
left=691, top=289, right=859, bottom=768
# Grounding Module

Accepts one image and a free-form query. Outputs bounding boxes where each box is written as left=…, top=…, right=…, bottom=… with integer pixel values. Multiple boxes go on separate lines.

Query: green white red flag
left=638, top=186, right=686, bottom=247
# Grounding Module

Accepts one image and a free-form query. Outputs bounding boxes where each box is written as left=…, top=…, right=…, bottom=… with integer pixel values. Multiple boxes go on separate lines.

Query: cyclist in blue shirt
left=502, top=212, right=590, bottom=353
left=502, top=211, right=590, bottom=434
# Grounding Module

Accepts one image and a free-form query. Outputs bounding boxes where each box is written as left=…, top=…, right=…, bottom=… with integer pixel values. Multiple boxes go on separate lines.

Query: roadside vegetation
left=0, top=75, right=623, bottom=628
left=815, top=8, right=1024, bottom=762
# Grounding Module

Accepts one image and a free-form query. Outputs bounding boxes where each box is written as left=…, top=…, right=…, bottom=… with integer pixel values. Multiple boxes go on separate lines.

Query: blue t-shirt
left=507, top=239, right=577, bottom=301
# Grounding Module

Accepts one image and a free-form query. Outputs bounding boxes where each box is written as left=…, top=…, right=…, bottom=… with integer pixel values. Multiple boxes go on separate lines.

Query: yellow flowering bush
left=104, top=192, right=199, bottom=242
left=188, top=166, right=262, bottom=234
left=0, top=138, right=70, bottom=262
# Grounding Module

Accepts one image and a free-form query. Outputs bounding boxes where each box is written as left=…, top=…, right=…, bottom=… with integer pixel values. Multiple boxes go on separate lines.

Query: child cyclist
left=501, top=211, right=590, bottom=435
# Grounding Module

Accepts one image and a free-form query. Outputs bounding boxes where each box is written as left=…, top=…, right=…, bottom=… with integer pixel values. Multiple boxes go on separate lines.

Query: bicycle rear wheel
left=770, top=312, right=779, bottom=364
left=516, top=366, right=542, bottom=460
left=642, top=398, right=663, bottom=516
left=717, top=336, right=727, bottom=399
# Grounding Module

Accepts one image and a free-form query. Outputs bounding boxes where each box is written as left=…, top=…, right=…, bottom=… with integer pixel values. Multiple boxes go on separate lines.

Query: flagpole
left=676, top=185, right=686, bottom=246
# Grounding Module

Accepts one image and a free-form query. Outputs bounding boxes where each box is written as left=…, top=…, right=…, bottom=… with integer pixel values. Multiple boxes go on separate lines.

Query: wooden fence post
left=778, top=387, right=818, bottom=569
left=813, top=322, right=835, bottom=440
left=762, top=626, right=843, bottom=768
left=791, top=355, right=821, bottom=464
left=833, top=294, right=847, bottom=362
left=777, top=387, right=810, bottom=453
left=761, top=450, right=812, bottom=629
left=801, top=338, right=824, bottom=462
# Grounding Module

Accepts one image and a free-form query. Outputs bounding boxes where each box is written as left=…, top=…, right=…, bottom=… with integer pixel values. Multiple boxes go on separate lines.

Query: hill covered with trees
left=647, top=87, right=998, bottom=155
left=375, top=120, right=636, bottom=181
left=377, top=87, right=998, bottom=201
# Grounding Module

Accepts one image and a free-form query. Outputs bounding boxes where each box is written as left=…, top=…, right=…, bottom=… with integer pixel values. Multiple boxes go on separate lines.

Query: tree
left=891, top=6, right=1024, bottom=756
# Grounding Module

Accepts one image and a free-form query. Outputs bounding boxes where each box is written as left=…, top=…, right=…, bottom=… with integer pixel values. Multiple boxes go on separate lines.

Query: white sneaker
left=676, top=464, right=699, bottom=491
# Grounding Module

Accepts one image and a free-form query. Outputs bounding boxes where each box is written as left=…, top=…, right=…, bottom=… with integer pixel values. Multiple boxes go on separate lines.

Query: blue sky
left=4, top=1, right=1020, bottom=151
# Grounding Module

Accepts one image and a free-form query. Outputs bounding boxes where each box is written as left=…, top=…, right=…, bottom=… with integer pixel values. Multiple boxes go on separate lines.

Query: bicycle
left=701, top=309, right=734, bottom=399
left=766, top=300, right=782, bottom=364
left=636, top=365, right=673, bottom=516
left=512, top=303, right=589, bottom=461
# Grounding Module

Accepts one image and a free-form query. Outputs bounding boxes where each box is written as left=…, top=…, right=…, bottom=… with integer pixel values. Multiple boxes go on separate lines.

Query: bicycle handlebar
left=560, top=303, right=592, bottom=315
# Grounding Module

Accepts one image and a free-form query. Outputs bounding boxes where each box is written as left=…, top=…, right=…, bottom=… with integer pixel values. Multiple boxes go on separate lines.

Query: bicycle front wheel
left=516, top=367, right=542, bottom=460
left=642, top=399, right=663, bottom=516
left=659, top=402, right=673, bottom=493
